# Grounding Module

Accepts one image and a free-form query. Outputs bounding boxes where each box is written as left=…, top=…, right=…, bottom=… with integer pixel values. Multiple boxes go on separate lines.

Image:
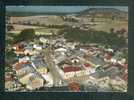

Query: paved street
left=44, top=46, right=65, bottom=86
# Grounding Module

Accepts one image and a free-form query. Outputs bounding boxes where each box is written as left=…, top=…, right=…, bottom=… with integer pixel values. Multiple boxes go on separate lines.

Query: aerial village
left=5, top=7, right=128, bottom=92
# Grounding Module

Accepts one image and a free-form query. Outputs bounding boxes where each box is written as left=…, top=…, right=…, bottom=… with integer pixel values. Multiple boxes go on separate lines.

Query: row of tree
left=62, top=28, right=126, bottom=48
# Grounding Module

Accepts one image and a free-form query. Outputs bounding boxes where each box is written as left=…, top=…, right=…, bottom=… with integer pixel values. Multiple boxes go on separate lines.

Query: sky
left=6, top=6, right=128, bottom=13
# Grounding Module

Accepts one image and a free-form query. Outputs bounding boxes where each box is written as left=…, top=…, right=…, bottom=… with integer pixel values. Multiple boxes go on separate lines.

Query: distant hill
left=77, top=8, right=128, bottom=19
left=6, top=8, right=128, bottom=21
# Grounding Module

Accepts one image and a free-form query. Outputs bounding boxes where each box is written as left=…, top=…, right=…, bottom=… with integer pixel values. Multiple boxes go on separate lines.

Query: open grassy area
left=7, top=27, right=61, bottom=36
left=92, top=21, right=128, bottom=32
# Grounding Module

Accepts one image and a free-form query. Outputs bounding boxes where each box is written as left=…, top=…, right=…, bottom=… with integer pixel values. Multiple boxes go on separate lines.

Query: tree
left=5, top=63, right=12, bottom=72
left=5, top=50, right=16, bottom=64
left=110, top=28, right=115, bottom=33
left=7, top=24, right=14, bottom=31
left=15, top=28, right=35, bottom=43
left=63, top=27, right=126, bottom=48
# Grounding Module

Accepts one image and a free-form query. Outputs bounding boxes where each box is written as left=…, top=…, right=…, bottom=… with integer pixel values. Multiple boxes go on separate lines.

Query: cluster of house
left=5, top=39, right=54, bottom=91
left=83, top=75, right=127, bottom=92
left=50, top=39, right=127, bottom=92
left=51, top=38, right=128, bottom=82
left=5, top=36, right=128, bottom=91
left=13, top=42, right=42, bottom=56
left=5, top=72, right=22, bottom=91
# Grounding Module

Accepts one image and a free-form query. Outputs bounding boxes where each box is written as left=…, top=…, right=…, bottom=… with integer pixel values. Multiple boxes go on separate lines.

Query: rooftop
left=63, top=66, right=81, bottom=73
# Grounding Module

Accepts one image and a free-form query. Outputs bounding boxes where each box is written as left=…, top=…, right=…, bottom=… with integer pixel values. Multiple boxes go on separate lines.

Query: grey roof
left=90, top=66, right=121, bottom=78
left=90, top=56, right=106, bottom=66
left=32, top=59, right=47, bottom=68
